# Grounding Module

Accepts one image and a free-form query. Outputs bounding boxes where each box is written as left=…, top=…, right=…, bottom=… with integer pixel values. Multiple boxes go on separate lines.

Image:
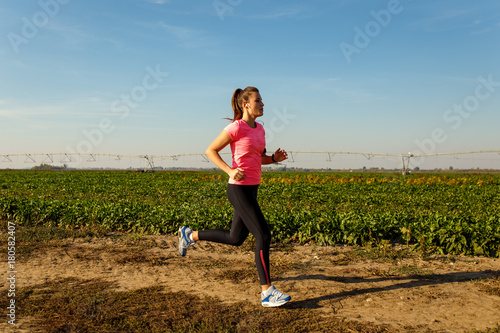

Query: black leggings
left=198, top=184, right=272, bottom=285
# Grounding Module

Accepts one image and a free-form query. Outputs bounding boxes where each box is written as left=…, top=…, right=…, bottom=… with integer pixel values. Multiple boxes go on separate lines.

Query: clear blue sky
left=1, top=0, right=499, bottom=169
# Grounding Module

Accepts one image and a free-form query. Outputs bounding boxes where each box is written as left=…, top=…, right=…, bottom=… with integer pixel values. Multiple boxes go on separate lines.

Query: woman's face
left=244, top=92, right=264, bottom=118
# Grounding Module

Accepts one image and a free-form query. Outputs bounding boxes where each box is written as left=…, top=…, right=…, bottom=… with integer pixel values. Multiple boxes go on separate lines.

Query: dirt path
left=2, top=234, right=500, bottom=332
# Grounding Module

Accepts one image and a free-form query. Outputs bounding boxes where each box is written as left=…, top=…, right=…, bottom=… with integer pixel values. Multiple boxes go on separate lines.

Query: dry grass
left=3, top=277, right=403, bottom=333
left=2, top=222, right=499, bottom=333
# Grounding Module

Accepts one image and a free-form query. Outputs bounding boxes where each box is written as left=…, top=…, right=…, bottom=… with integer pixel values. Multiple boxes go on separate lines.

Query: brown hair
left=228, top=86, right=259, bottom=122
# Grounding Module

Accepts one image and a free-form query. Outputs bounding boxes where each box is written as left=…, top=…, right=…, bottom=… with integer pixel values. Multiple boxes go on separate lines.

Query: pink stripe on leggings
left=260, top=250, right=270, bottom=285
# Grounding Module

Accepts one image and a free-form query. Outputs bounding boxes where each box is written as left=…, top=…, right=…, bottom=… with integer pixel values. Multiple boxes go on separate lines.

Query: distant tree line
left=31, top=164, right=68, bottom=171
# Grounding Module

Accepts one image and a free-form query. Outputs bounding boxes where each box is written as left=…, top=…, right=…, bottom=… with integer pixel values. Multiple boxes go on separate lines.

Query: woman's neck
left=242, top=115, right=256, bottom=128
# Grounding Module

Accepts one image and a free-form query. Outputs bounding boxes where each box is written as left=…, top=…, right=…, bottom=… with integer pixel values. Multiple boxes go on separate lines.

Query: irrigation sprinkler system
left=1, top=151, right=499, bottom=174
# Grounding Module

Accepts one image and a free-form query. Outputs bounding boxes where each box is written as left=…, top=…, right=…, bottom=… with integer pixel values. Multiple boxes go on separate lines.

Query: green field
left=1, top=170, right=499, bottom=257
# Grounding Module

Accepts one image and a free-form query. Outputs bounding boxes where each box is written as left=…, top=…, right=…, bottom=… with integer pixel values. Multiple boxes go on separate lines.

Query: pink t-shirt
left=224, top=119, right=266, bottom=185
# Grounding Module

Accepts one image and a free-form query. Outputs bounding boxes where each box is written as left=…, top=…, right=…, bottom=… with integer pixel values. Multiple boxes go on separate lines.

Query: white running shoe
left=178, top=226, right=195, bottom=257
left=261, top=285, right=291, bottom=307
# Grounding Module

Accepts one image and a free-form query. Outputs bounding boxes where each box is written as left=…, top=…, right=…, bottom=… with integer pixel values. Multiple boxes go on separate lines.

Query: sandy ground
left=2, top=234, right=500, bottom=332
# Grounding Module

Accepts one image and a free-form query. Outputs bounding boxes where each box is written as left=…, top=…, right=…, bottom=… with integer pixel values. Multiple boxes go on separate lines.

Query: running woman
left=178, top=86, right=291, bottom=307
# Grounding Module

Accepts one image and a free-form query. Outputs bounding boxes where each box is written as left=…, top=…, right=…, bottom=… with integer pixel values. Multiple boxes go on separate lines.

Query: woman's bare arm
left=205, top=130, right=246, bottom=181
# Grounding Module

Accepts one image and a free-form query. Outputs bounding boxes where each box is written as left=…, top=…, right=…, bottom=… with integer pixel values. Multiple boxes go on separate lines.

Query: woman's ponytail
left=231, top=88, right=243, bottom=122
left=228, top=86, right=259, bottom=122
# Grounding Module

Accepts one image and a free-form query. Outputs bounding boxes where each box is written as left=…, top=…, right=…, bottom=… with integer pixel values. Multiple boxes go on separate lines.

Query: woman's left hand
left=273, top=148, right=288, bottom=162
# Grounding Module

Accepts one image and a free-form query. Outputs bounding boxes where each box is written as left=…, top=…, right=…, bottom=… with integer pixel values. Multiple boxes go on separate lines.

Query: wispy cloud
left=423, top=9, right=470, bottom=23
left=156, top=21, right=219, bottom=49
left=469, top=21, right=500, bottom=35
left=411, top=9, right=470, bottom=32
left=250, top=7, right=301, bottom=20
left=158, top=23, right=196, bottom=40
left=133, top=20, right=218, bottom=49
left=141, top=0, right=170, bottom=4
left=46, top=24, right=124, bottom=49
left=436, top=75, right=482, bottom=85
left=411, top=6, right=500, bottom=35
left=0, top=107, right=70, bottom=121
left=0, top=99, right=107, bottom=122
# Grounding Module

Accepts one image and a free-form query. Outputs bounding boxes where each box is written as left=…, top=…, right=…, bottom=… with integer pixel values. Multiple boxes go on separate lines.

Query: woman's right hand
left=229, top=168, right=246, bottom=182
